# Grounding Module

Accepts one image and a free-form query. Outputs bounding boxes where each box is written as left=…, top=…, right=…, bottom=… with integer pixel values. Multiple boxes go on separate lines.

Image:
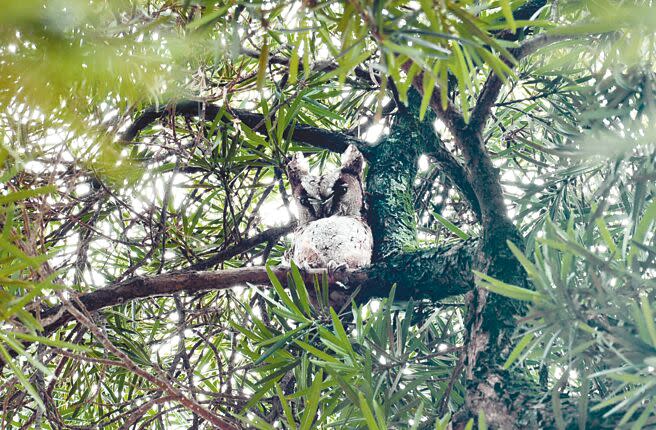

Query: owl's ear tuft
left=287, top=152, right=309, bottom=187
left=340, top=145, right=364, bottom=177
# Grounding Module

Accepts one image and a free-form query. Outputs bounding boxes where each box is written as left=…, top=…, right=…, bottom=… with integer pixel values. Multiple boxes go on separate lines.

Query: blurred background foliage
left=2, top=0, right=656, bottom=428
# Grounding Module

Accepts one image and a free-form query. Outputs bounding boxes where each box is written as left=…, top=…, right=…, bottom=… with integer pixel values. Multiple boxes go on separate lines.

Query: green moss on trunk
left=359, top=240, right=478, bottom=302
left=367, top=91, right=436, bottom=259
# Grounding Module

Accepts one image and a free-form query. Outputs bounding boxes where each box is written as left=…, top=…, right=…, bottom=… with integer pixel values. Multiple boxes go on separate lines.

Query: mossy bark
left=364, top=92, right=542, bottom=429
left=367, top=91, right=436, bottom=259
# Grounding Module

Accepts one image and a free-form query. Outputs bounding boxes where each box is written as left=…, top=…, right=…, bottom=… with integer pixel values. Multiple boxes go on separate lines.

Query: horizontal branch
left=40, top=241, right=477, bottom=337
left=121, top=101, right=367, bottom=156
left=366, top=240, right=477, bottom=301
left=122, top=99, right=481, bottom=220
left=40, top=267, right=346, bottom=335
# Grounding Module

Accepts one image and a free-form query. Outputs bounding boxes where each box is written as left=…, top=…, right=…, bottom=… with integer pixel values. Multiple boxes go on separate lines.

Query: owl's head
left=287, top=145, right=365, bottom=224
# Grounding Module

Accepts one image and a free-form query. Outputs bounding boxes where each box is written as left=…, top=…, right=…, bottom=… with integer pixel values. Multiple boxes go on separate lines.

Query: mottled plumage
left=287, top=145, right=373, bottom=273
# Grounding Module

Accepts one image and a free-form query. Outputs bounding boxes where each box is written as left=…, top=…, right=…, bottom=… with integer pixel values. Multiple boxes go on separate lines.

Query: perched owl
left=287, top=145, right=373, bottom=280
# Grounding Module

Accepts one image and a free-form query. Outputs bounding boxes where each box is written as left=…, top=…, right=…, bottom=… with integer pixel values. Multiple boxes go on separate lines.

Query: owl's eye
left=334, top=182, right=348, bottom=196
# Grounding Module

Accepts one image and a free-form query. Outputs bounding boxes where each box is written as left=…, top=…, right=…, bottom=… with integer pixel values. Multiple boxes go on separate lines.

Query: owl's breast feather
left=292, top=216, right=373, bottom=268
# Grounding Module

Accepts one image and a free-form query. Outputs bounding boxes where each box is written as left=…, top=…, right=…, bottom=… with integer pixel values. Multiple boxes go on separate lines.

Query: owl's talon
left=327, top=260, right=349, bottom=286
left=299, top=261, right=313, bottom=273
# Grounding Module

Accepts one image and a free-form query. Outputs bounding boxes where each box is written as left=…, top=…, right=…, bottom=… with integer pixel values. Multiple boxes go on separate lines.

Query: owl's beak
left=321, top=194, right=334, bottom=212
left=308, top=198, right=323, bottom=217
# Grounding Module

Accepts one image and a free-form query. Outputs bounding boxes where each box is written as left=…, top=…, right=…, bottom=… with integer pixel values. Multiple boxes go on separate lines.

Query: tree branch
left=409, top=34, right=573, bottom=237
left=122, top=99, right=484, bottom=220
left=469, top=33, right=575, bottom=133
left=121, top=100, right=367, bottom=156
left=410, top=71, right=510, bottom=237
left=38, top=241, right=477, bottom=339
left=401, top=89, right=482, bottom=220
left=189, top=223, right=296, bottom=271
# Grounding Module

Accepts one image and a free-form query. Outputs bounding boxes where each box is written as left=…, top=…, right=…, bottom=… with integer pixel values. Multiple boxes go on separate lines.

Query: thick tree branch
left=40, top=267, right=343, bottom=335
left=411, top=71, right=510, bottom=237
left=121, top=101, right=367, bottom=156
left=401, top=89, right=482, bottom=220
left=409, top=35, right=573, bottom=238
left=38, top=241, right=476, bottom=340
left=401, top=13, right=571, bottom=429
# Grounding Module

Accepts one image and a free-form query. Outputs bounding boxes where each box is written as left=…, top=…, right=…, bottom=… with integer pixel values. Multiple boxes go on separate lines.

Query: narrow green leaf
left=595, top=216, right=618, bottom=256
left=506, top=241, right=537, bottom=277
left=299, top=369, right=324, bottom=430
left=410, top=402, right=424, bottom=430
left=9, top=331, right=88, bottom=352
left=330, top=307, right=356, bottom=357
left=289, top=36, right=301, bottom=85
left=631, top=396, right=656, bottom=430
left=475, top=271, right=542, bottom=302
left=253, top=324, right=306, bottom=365
left=436, top=414, right=452, bottom=430
left=257, top=42, right=269, bottom=92
left=290, top=261, right=312, bottom=316
left=0, top=185, right=56, bottom=205
left=640, top=295, right=656, bottom=348
left=276, top=383, right=297, bottom=430
left=433, top=212, right=470, bottom=240
left=503, top=332, right=535, bottom=369
left=630, top=199, right=656, bottom=266
left=266, top=265, right=308, bottom=321
left=358, top=392, right=380, bottom=430
left=294, top=340, right=340, bottom=363
left=0, top=342, right=45, bottom=411
left=478, top=409, right=488, bottom=430
left=499, top=0, right=516, bottom=33
left=187, top=5, right=230, bottom=31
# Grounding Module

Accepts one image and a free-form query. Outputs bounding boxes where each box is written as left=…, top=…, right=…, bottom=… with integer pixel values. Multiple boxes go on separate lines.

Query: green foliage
left=238, top=270, right=464, bottom=429
left=482, top=151, right=656, bottom=427
left=2, top=0, right=656, bottom=428
left=0, top=147, right=88, bottom=412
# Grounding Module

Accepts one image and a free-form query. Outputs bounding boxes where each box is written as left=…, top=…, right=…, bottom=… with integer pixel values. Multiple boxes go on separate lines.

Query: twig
left=189, top=223, right=296, bottom=270
left=58, top=295, right=238, bottom=430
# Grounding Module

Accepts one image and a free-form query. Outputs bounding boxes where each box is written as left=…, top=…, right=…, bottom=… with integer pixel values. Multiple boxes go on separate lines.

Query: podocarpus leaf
left=290, top=260, right=312, bottom=316
left=257, top=41, right=269, bottom=92
left=359, top=392, right=381, bottom=430
left=503, top=332, right=535, bottom=369
left=267, top=265, right=309, bottom=322
left=299, top=369, right=324, bottom=430
left=474, top=271, right=542, bottom=302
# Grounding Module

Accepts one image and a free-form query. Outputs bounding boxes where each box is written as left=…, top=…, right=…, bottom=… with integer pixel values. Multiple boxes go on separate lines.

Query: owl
left=287, top=145, right=373, bottom=281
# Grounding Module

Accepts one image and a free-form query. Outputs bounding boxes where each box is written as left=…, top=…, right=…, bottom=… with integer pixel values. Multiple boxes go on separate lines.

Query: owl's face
left=287, top=145, right=365, bottom=224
